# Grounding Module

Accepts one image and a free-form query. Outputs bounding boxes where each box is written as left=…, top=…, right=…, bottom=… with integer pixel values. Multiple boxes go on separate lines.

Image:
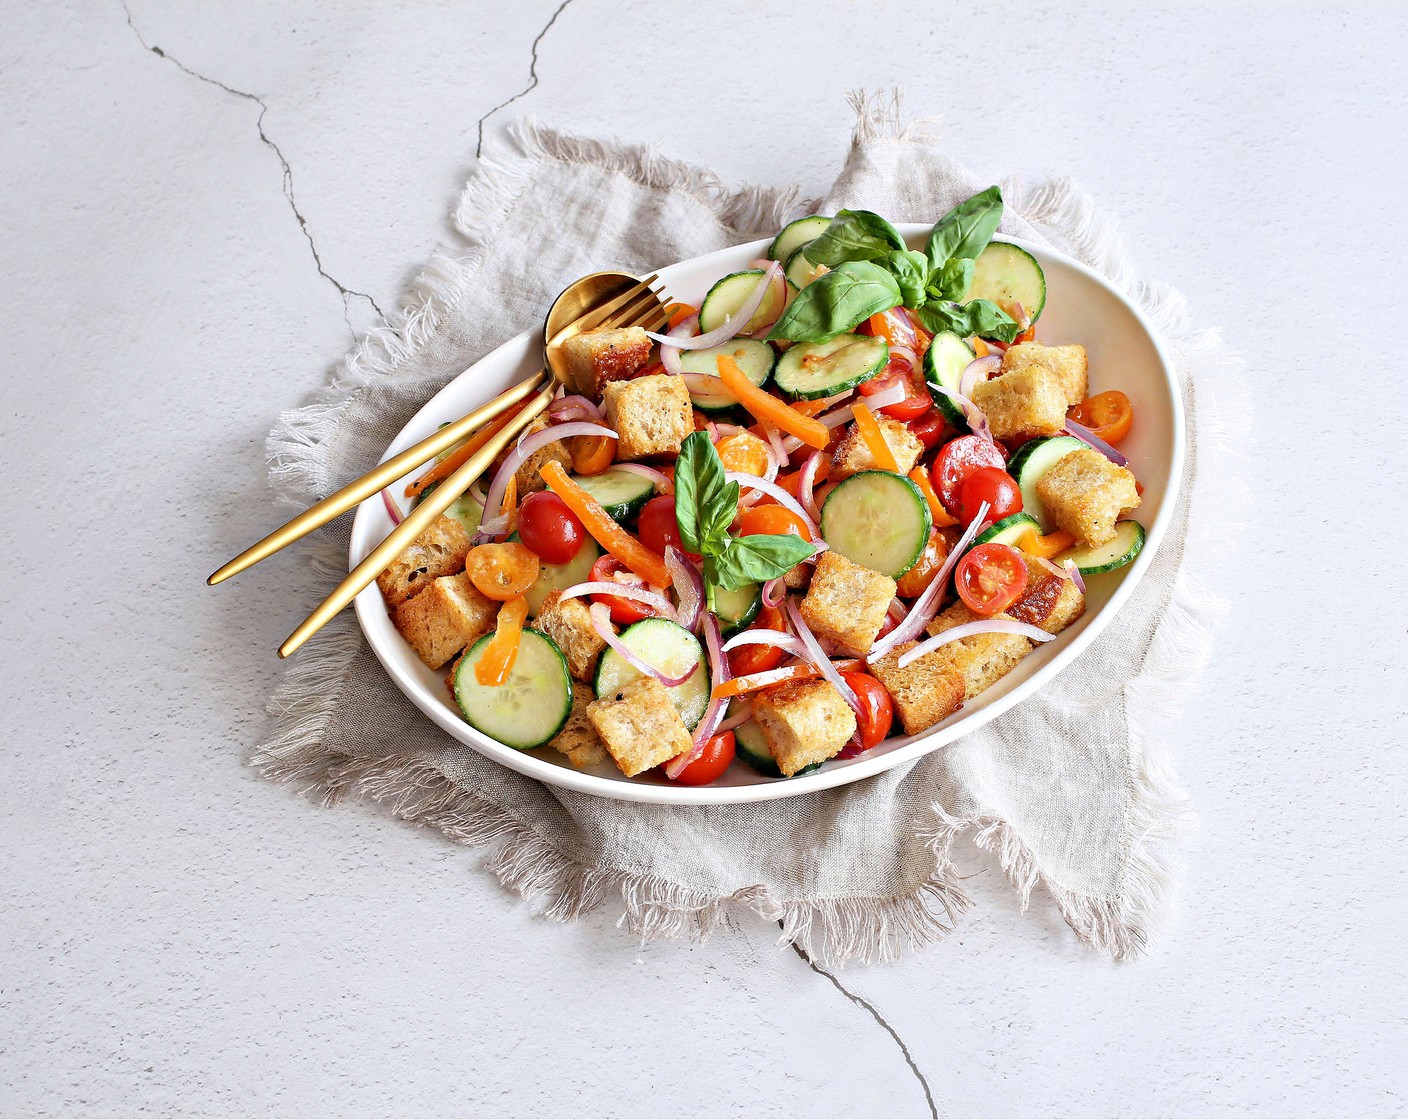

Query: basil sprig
left=673, top=431, right=816, bottom=593
left=767, top=188, right=1021, bottom=345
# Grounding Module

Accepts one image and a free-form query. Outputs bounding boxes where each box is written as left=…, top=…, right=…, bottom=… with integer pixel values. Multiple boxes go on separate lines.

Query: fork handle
left=208, top=369, right=548, bottom=586
left=278, top=383, right=555, bottom=658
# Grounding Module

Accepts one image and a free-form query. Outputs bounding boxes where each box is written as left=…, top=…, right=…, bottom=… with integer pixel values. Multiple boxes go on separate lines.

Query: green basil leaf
left=674, top=430, right=731, bottom=555
left=712, top=533, right=817, bottom=591
left=803, top=209, right=906, bottom=267
left=926, top=186, right=1003, bottom=270
left=885, top=248, right=931, bottom=308
left=767, top=261, right=902, bottom=343
left=933, top=257, right=974, bottom=302
left=915, top=298, right=1021, bottom=343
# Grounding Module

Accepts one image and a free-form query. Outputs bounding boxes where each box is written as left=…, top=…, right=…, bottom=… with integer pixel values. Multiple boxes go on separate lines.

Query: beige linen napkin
left=256, top=95, right=1234, bottom=965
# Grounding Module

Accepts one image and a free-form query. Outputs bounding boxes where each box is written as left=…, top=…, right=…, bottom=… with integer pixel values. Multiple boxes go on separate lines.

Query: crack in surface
left=790, top=942, right=939, bottom=1118
left=121, top=0, right=386, bottom=332
left=474, top=0, right=576, bottom=158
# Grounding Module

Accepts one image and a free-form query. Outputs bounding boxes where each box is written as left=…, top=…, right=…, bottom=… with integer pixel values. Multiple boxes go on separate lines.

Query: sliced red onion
left=548, top=394, right=603, bottom=424
left=958, top=354, right=1002, bottom=398
left=712, top=422, right=746, bottom=438
left=814, top=388, right=857, bottom=411
left=381, top=488, right=403, bottom=526
left=665, top=613, right=727, bottom=778
left=896, top=619, right=1054, bottom=669
left=475, top=421, right=616, bottom=543
left=887, top=597, right=909, bottom=621
left=759, top=420, right=789, bottom=472
left=1064, top=559, right=1087, bottom=595
left=590, top=602, right=699, bottom=688
left=863, top=378, right=910, bottom=409
left=664, top=547, right=703, bottom=632
left=558, top=581, right=674, bottom=619
left=465, top=480, right=488, bottom=508
left=645, top=262, right=781, bottom=350
left=721, top=629, right=808, bottom=658
left=748, top=257, right=772, bottom=269
left=868, top=500, right=990, bottom=661
left=725, top=472, right=818, bottom=540
left=1034, top=555, right=1088, bottom=595
left=930, top=384, right=995, bottom=446
left=785, top=599, right=861, bottom=715
left=1013, top=301, right=1031, bottom=331
left=680, top=371, right=723, bottom=396
left=889, top=343, right=919, bottom=378
left=798, top=450, right=824, bottom=523
left=1064, top=419, right=1130, bottom=467
left=612, top=462, right=675, bottom=495
left=658, top=314, right=699, bottom=378
left=715, top=699, right=754, bottom=733
left=762, top=576, right=787, bottom=609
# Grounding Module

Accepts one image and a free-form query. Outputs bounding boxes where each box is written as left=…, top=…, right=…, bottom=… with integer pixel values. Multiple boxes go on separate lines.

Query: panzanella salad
left=378, top=188, right=1146, bottom=785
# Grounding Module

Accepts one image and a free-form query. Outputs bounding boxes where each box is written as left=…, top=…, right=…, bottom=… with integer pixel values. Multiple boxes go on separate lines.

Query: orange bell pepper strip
left=908, top=465, right=959, bottom=528
left=540, top=460, right=671, bottom=587
left=1015, top=525, right=1077, bottom=560
left=972, top=337, right=991, bottom=359
left=405, top=400, right=529, bottom=499
left=851, top=402, right=899, bottom=473
left=474, top=596, right=528, bottom=686
left=664, top=302, right=698, bottom=330
left=717, top=354, right=830, bottom=450
left=711, top=663, right=821, bottom=699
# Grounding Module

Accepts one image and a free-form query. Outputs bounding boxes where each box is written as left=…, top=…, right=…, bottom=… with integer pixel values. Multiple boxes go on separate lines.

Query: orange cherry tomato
left=1068, top=390, right=1134, bottom=445
left=716, top=431, right=773, bottom=476
left=895, top=529, right=950, bottom=598
left=474, top=596, right=528, bottom=686
left=571, top=434, right=616, bottom=476
left=465, top=542, right=540, bottom=601
left=726, top=603, right=788, bottom=677
left=736, top=503, right=810, bottom=542
left=670, top=730, right=736, bottom=785
left=955, top=543, right=1028, bottom=616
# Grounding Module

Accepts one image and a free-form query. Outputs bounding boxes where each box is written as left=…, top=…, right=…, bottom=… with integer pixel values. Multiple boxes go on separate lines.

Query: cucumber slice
left=965, top=242, right=1047, bottom=323
left=820, top=470, right=932, bottom=578
left=593, top=617, right=711, bottom=729
left=1054, top=520, right=1146, bottom=575
left=510, top=533, right=602, bottom=618
left=710, top=581, right=761, bottom=636
left=1008, top=435, right=1088, bottom=532
left=572, top=466, right=657, bottom=522
left=453, top=630, right=573, bottom=750
left=972, top=512, right=1041, bottom=548
left=415, top=481, right=486, bottom=538
left=678, top=339, right=776, bottom=413
left=733, top=710, right=822, bottom=778
left=922, top=331, right=979, bottom=428
left=768, top=215, right=832, bottom=264
left=773, top=334, right=888, bottom=400
left=699, top=270, right=788, bottom=335
left=784, top=245, right=826, bottom=291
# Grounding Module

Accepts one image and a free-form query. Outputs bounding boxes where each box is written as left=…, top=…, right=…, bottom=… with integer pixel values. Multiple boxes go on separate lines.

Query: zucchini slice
left=767, top=215, right=832, bottom=264
left=453, top=630, right=573, bottom=750
left=921, top=331, right=979, bottom=428
left=965, top=242, right=1047, bottom=323
left=699, top=270, right=788, bottom=335
left=1054, top=520, right=1146, bottom=575
left=1007, top=435, right=1087, bottom=532
left=571, top=466, right=657, bottom=522
left=677, top=338, right=776, bottom=413
left=593, top=617, right=711, bottom=729
left=773, top=333, right=888, bottom=400
left=820, top=470, right=932, bottom=578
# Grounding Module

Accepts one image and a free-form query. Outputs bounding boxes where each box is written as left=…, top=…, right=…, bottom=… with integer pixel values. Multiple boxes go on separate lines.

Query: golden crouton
left=1035, top=447, right=1140, bottom=547
left=971, top=363, right=1070, bottom=444
left=799, top=550, right=897, bottom=654
left=923, top=602, right=1034, bottom=700
left=830, top=413, right=924, bottom=481
left=390, top=570, right=499, bottom=668
left=561, top=326, right=652, bottom=397
left=1008, top=554, right=1086, bottom=634
left=376, top=515, right=472, bottom=607
left=752, top=679, right=857, bottom=776
left=511, top=415, right=572, bottom=496
left=1002, top=342, right=1088, bottom=407
left=601, top=374, right=694, bottom=460
left=868, top=641, right=966, bottom=735
left=549, top=691, right=609, bottom=769
left=587, top=676, right=694, bottom=777
left=535, top=590, right=609, bottom=682
left=782, top=562, right=811, bottom=591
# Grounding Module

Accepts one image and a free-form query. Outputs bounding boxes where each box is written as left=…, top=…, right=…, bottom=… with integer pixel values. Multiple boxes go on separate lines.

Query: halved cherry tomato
left=516, top=491, right=585, bottom=564
left=588, top=555, right=660, bottom=625
left=670, top=730, right=736, bottom=785
left=895, top=529, right=950, bottom=598
left=1068, top=390, right=1134, bottom=445
left=465, top=542, right=540, bottom=601
left=933, top=434, right=1007, bottom=517
left=906, top=407, right=950, bottom=451
left=636, top=495, right=699, bottom=562
left=958, top=466, right=1022, bottom=527
left=571, top=434, right=616, bottom=476
left=955, top=543, right=1028, bottom=615
left=726, top=603, right=787, bottom=677
left=716, top=431, right=772, bottom=476
left=736, top=503, right=810, bottom=542
left=858, top=360, right=931, bottom=421
left=837, top=669, right=893, bottom=757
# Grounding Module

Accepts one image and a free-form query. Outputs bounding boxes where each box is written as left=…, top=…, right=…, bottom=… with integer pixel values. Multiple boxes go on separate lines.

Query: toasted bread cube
left=512, top=415, right=572, bottom=495
left=587, top=676, right=693, bottom=777
left=561, top=326, right=652, bottom=397
left=601, top=374, right=694, bottom=460
left=830, top=413, right=924, bottom=481
left=752, top=679, right=857, bottom=776
left=1035, top=447, right=1141, bottom=547
left=376, top=515, right=472, bottom=607
left=799, top=550, right=897, bottom=654
left=971, top=363, right=1070, bottom=444
left=1008, top=554, right=1086, bottom=634
left=782, top=562, right=811, bottom=591
left=549, top=691, right=609, bottom=769
left=923, top=602, right=1034, bottom=700
left=868, top=642, right=966, bottom=735
left=535, top=590, right=609, bottom=682
left=1002, top=342, right=1088, bottom=407
left=391, top=570, right=498, bottom=668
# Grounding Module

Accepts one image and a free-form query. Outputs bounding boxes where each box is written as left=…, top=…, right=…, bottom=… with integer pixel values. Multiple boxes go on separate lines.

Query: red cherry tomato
left=671, top=730, right=736, bottom=785
left=958, top=466, right=1022, bottom=527
left=836, top=669, right=894, bottom=758
left=905, top=407, right=950, bottom=451
left=736, top=503, right=810, bottom=541
left=588, top=555, right=658, bottom=625
left=933, top=434, right=1007, bottom=517
left=859, top=361, right=930, bottom=421
left=726, top=603, right=788, bottom=677
left=516, top=491, right=585, bottom=564
left=636, top=495, right=699, bottom=561
left=955, top=543, right=1029, bottom=615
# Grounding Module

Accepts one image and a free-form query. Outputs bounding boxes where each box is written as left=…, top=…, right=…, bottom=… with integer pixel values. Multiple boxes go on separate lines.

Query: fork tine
left=573, top=273, right=660, bottom=333
left=600, top=284, right=668, bottom=331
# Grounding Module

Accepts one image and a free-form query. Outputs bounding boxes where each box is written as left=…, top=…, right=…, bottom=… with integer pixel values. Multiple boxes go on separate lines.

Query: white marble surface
left=3, top=2, right=1405, bottom=1116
